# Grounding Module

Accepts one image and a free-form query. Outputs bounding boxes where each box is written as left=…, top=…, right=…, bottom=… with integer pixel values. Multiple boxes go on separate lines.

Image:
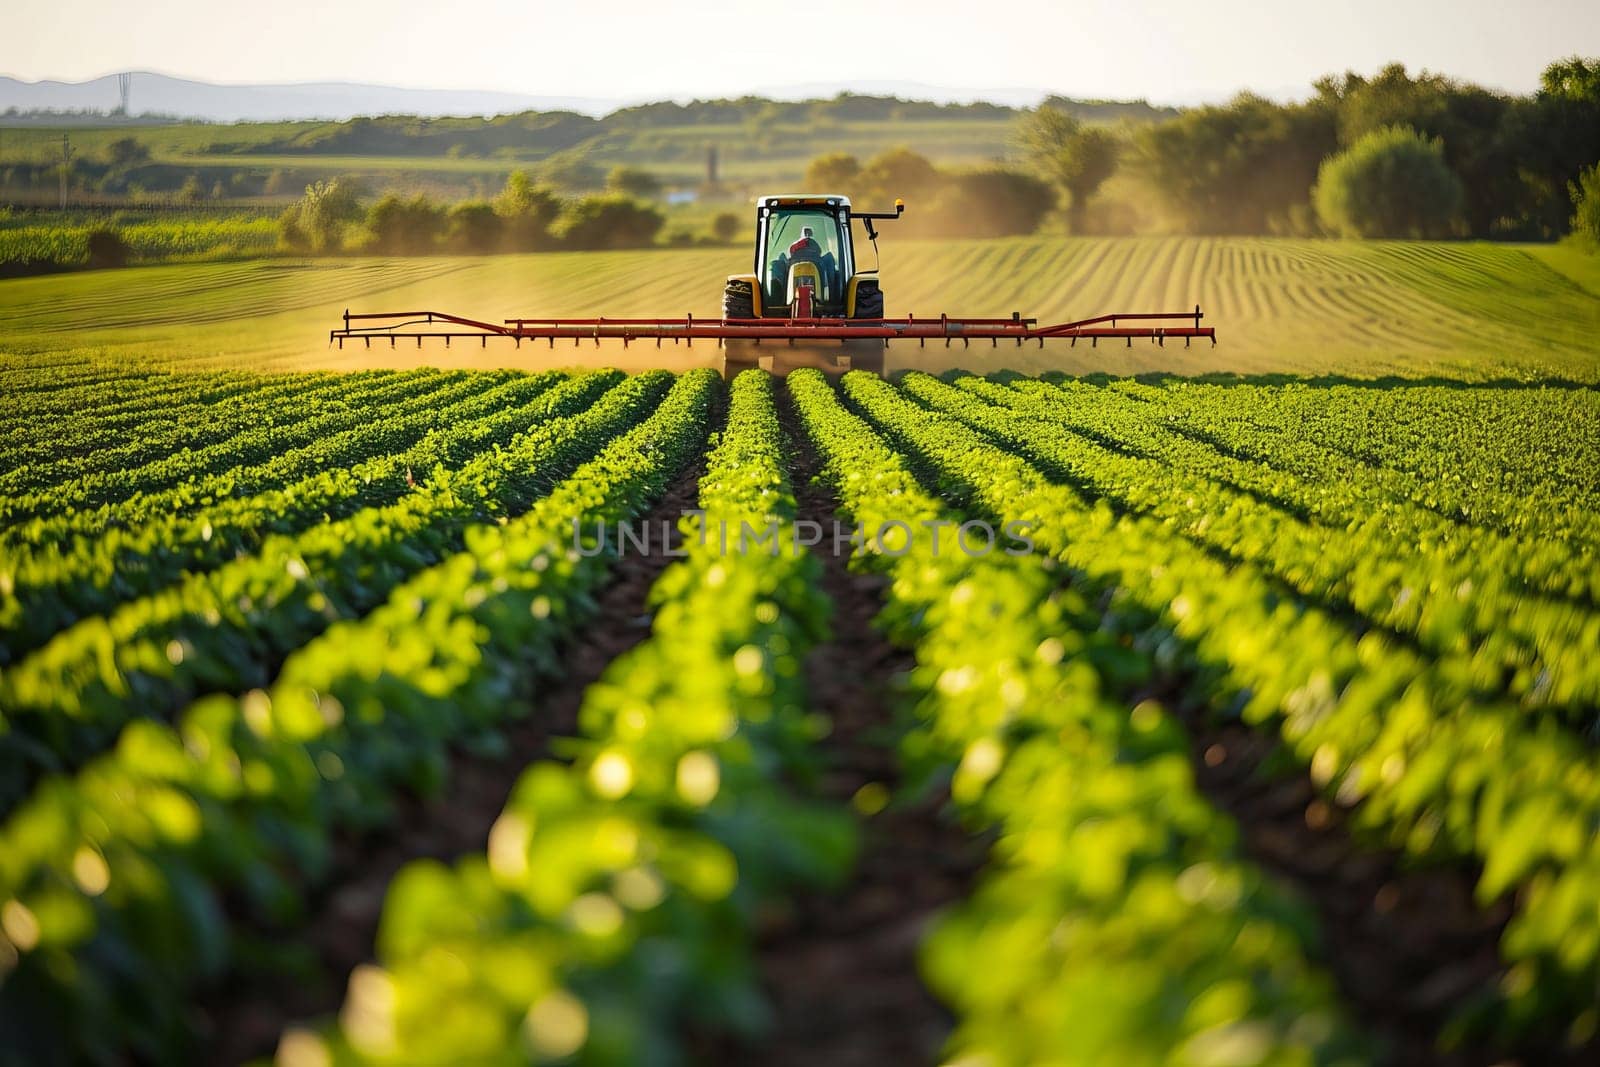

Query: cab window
left=763, top=208, right=843, bottom=305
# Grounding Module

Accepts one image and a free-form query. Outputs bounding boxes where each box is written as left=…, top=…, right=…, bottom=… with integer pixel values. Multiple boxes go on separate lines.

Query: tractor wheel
left=852, top=279, right=884, bottom=319
left=722, top=279, right=755, bottom=320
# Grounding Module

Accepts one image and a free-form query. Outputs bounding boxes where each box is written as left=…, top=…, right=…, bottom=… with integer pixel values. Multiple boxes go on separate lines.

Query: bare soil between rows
left=703, top=382, right=987, bottom=1066
left=195, top=458, right=710, bottom=1064
left=1178, top=706, right=1595, bottom=1066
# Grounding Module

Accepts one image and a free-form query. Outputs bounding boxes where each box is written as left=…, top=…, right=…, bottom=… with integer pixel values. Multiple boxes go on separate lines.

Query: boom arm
left=330, top=307, right=1215, bottom=350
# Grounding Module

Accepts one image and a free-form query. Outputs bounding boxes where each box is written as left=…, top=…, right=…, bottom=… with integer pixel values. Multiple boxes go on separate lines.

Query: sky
left=7, top=0, right=1600, bottom=105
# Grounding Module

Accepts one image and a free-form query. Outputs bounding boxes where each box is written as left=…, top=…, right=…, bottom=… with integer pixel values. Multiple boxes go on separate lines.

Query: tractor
left=721, top=194, right=902, bottom=322
left=718, top=194, right=901, bottom=375
left=329, top=194, right=1213, bottom=375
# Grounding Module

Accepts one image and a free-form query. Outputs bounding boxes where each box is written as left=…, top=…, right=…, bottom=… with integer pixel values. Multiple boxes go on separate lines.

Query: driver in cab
left=784, top=226, right=836, bottom=301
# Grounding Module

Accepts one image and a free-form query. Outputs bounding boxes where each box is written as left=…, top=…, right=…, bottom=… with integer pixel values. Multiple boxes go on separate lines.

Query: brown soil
left=705, top=383, right=987, bottom=1067
left=195, top=462, right=709, bottom=1065
left=1179, top=710, right=1593, bottom=1066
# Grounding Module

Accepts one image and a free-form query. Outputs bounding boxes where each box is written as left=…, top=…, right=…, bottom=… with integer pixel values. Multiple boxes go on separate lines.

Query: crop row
left=842, top=370, right=1600, bottom=1036
left=1011, top=378, right=1598, bottom=606
left=0, top=370, right=287, bottom=461
left=0, top=370, right=603, bottom=661
left=904, top=373, right=1600, bottom=713
left=0, top=371, right=306, bottom=473
left=0, top=217, right=279, bottom=268
left=0, top=365, right=230, bottom=424
left=1, top=373, right=509, bottom=554
left=0, top=370, right=716, bottom=1064
left=0, top=371, right=667, bottom=814
left=0, top=371, right=413, bottom=496
left=297, top=369, right=854, bottom=1064
left=0, top=371, right=497, bottom=529
left=1204, top=383, right=1600, bottom=506
left=0, top=361, right=151, bottom=398
left=1, top=371, right=438, bottom=494
left=0, top=369, right=431, bottom=525
left=1108, top=379, right=1600, bottom=552
left=790, top=369, right=1365, bottom=1064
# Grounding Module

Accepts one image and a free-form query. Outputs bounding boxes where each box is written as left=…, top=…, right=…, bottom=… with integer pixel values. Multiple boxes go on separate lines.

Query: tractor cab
left=723, top=194, right=902, bottom=321
left=759, top=198, right=851, bottom=316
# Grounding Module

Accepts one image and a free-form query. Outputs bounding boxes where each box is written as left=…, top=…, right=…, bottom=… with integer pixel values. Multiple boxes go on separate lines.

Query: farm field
left=2, top=236, right=1599, bottom=379
left=0, top=233, right=1598, bottom=1065
left=0, top=114, right=1022, bottom=197
left=0, top=212, right=280, bottom=269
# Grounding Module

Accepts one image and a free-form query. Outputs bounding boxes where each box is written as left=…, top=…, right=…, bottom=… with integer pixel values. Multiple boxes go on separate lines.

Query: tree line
left=277, top=159, right=1060, bottom=256
left=802, top=149, right=1055, bottom=237
left=277, top=171, right=689, bottom=254
left=1014, top=59, right=1600, bottom=241
left=10, top=60, right=1598, bottom=257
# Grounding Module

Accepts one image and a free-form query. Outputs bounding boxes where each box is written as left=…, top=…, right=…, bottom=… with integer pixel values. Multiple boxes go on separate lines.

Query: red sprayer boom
left=330, top=308, right=1215, bottom=350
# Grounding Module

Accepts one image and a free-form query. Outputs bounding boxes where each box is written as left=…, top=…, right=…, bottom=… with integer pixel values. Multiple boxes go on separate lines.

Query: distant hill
left=1039, top=95, right=1180, bottom=123
left=0, top=72, right=619, bottom=122
left=0, top=76, right=1186, bottom=205
left=0, top=72, right=1178, bottom=125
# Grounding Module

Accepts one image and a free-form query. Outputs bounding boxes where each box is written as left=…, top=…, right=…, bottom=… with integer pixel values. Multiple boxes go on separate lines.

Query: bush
left=923, top=169, right=1056, bottom=238
left=494, top=171, right=562, bottom=251
left=364, top=193, right=446, bottom=255
left=1313, top=125, right=1465, bottom=238
left=1318, top=64, right=1522, bottom=236
left=279, top=179, right=364, bottom=253
left=1571, top=162, right=1600, bottom=245
left=606, top=166, right=662, bottom=199
left=856, top=148, right=942, bottom=206
left=555, top=195, right=664, bottom=250
left=1134, top=95, right=1337, bottom=234
left=804, top=152, right=861, bottom=195
left=446, top=201, right=503, bottom=253
left=538, top=151, right=604, bottom=191
left=711, top=211, right=742, bottom=244
left=1017, top=107, right=1119, bottom=233
left=105, top=137, right=150, bottom=167
left=796, top=151, right=1057, bottom=238
left=85, top=230, right=132, bottom=269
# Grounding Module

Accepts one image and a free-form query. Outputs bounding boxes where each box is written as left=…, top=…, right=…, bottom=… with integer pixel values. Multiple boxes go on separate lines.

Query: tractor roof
left=757, top=194, right=852, bottom=210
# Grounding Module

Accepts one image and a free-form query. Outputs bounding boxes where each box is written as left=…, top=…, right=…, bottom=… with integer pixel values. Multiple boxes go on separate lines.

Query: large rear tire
left=852, top=279, right=884, bottom=319
left=722, top=279, right=756, bottom=319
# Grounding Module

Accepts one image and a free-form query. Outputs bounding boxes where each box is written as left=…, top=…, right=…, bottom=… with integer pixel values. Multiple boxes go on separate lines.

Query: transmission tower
left=116, top=73, right=132, bottom=117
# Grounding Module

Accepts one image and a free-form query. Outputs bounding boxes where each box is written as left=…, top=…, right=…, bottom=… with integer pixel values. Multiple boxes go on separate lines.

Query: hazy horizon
left=8, top=0, right=1599, bottom=110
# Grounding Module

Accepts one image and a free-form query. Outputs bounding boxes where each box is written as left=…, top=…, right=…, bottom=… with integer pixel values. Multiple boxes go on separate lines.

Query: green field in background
left=2, top=236, right=1597, bottom=380
left=0, top=116, right=1019, bottom=195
